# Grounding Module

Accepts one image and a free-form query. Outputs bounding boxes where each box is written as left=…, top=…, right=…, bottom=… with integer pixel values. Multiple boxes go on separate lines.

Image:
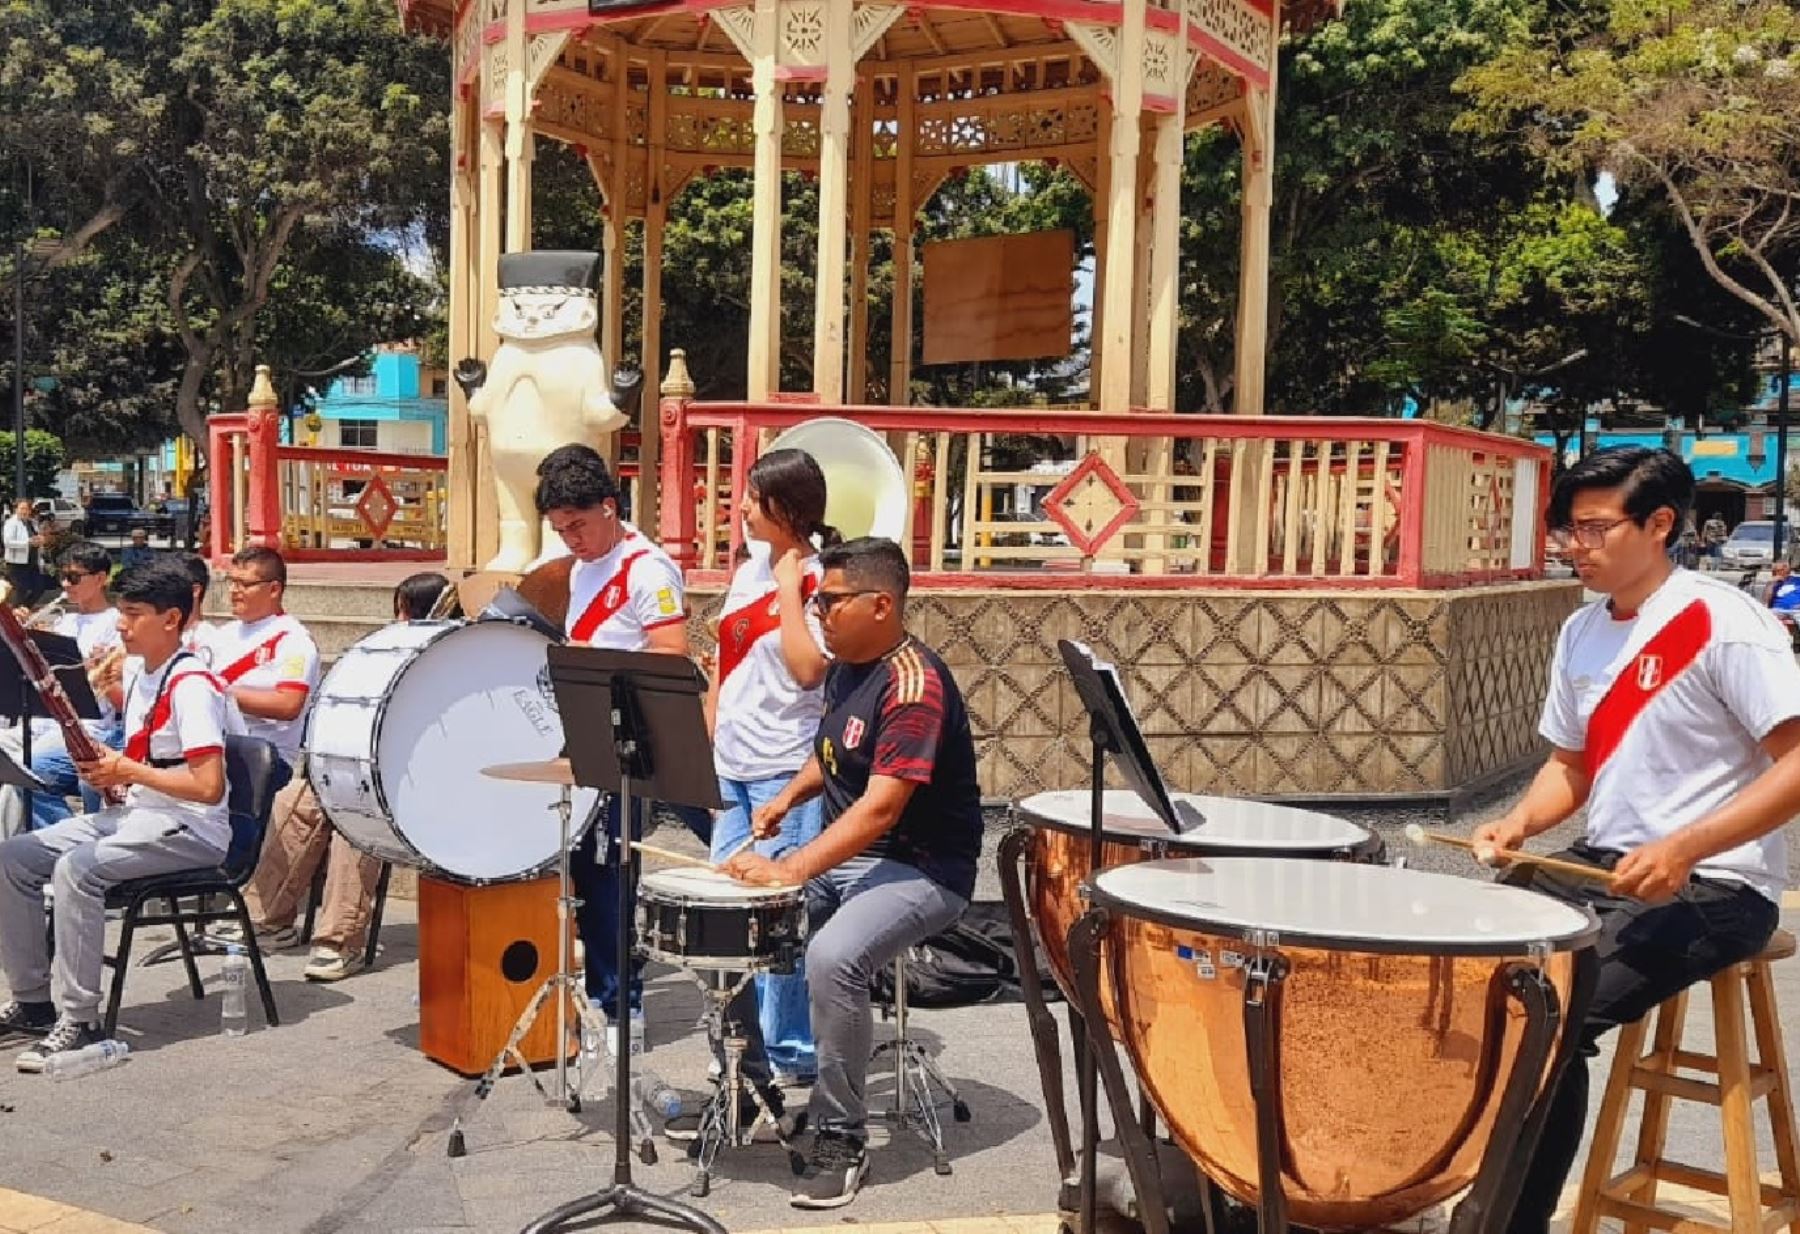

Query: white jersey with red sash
left=119, top=652, right=244, bottom=850
left=564, top=525, right=686, bottom=651
left=207, top=613, right=320, bottom=766
left=713, top=545, right=826, bottom=781
left=1540, top=568, right=1800, bottom=901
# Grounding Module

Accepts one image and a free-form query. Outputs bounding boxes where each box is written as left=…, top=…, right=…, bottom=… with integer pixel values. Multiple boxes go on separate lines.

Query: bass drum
left=307, top=619, right=600, bottom=883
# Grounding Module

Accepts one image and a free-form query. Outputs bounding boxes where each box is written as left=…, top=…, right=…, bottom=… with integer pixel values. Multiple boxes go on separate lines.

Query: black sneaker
left=16, top=1016, right=103, bottom=1074
left=664, top=1083, right=786, bottom=1143
left=790, top=1130, right=868, bottom=1210
left=0, top=1000, right=56, bottom=1039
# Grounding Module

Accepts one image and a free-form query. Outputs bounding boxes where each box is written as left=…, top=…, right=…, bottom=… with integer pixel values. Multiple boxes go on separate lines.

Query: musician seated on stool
left=0, top=542, right=125, bottom=836
left=1475, top=447, right=1800, bottom=1234
left=712, top=536, right=982, bottom=1211
left=216, top=573, right=459, bottom=979
left=0, top=558, right=245, bottom=1068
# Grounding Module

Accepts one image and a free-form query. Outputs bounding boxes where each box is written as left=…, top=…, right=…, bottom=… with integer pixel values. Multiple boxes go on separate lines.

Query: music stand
left=520, top=643, right=726, bottom=1234
left=0, top=630, right=105, bottom=822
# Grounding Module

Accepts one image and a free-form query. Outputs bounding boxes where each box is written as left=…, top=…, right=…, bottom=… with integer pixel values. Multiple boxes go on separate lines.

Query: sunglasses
left=60, top=570, right=94, bottom=584
left=809, top=589, right=881, bottom=616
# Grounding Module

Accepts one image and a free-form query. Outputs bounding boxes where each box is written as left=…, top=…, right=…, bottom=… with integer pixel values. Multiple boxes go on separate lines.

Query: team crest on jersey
left=843, top=716, right=865, bottom=750
left=604, top=584, right=622, bottom=609
left=256, top=644, right=275, bottom=666
left=730, top=616, right=752, bottom=650
left=1636, top=655, right=1663, bottom=690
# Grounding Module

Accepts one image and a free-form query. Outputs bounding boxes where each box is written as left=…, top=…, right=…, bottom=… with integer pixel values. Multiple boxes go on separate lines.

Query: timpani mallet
left=1403, top=824, right=1616, bottom=886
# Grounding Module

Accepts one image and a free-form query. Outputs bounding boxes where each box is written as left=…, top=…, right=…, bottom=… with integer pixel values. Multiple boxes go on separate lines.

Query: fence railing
left=656, top=400, right=1550, bottom=589
left=208, top=388, right=449, bottom=563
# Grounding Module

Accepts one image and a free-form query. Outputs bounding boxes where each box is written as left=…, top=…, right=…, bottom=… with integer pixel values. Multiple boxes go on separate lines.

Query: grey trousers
left=725, top=854, right=967, bottom=1136
left=0, top=807, right=225, bottom=1022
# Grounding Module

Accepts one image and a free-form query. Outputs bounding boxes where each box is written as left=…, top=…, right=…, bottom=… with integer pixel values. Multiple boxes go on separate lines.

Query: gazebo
left=401, top=0, right=1328, bottom=562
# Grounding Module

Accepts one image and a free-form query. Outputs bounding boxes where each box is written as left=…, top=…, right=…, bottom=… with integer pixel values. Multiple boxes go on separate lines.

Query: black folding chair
left=100, top=735, right=283, bottom=1038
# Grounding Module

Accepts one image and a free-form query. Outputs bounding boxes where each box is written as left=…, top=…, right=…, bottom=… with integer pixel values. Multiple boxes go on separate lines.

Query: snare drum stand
left=446, top=784, right=621, bottom=1159
left=685, top=967, right=804, bottom=1197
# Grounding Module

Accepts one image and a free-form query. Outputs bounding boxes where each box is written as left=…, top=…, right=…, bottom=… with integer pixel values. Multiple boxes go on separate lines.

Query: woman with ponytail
left=705, top=448, right=835, bottom=1089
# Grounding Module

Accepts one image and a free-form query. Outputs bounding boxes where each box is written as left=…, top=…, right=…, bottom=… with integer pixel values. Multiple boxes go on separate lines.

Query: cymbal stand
left=447, top=784, right=615, bottom=1158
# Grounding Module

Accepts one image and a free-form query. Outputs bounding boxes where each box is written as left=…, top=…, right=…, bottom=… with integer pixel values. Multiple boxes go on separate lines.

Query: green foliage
left=0, top=430, right=67, bottom=505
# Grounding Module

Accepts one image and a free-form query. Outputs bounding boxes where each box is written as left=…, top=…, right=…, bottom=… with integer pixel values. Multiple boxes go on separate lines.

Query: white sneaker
left=303, top=947, right=366, bottom=982
left=206, top=922, right=299, bottom=951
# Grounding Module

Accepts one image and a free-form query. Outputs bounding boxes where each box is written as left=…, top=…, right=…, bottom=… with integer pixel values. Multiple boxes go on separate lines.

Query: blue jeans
left=572, top=795, right=712, bottom=1019
left=711, top=775, right=825, bottom=1078
left=26, top=724, right=125, bottom=832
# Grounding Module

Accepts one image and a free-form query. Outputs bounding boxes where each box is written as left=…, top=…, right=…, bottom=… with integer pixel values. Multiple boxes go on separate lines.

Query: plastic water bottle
left=219, top=945, right=248, bottom=1037
left=633, top=1071, right=683, bottom=1120
left=628, top=1007, right=647, bottom=1059
left=44, top=1039, right=130, bottom=1081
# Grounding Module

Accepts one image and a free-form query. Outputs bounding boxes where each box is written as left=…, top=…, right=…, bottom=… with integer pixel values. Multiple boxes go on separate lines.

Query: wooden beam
left=476, top=117, right=505, bottom=566
left=889, top=61, right=918, bottom=406
left=746, top=0, right=782, bottom=400
left=848, top=70, right=876, bottom=402
left=448, top=85, right=477, bottom=569
left=812, top=0, right=856, bottom=403
left=504, top=0, right=532, bottom=253
left=641, top=49, right=669, bottom=531
left=914, top=10, right=948, bottom=56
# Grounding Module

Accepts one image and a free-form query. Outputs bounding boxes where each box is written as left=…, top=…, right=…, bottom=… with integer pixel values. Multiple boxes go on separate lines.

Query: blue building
left=295, top=346, right=448, bottom=455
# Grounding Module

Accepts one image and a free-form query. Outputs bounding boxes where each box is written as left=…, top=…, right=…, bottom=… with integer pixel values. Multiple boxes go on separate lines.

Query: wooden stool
left=1573, top=928, right=1800, bottom=1234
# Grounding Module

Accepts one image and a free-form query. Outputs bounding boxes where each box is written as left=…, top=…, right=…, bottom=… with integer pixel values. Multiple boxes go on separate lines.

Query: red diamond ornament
left=1041, top=453, right=1140, bottom=556
left=356, top=473, right=398, bottom=539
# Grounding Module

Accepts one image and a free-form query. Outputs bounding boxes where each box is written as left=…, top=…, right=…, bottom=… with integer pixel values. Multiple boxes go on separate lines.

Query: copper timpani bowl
left=1015, top=790, right=1379, bottom=1033
left=1090, top=858, right=1598, bottom=1231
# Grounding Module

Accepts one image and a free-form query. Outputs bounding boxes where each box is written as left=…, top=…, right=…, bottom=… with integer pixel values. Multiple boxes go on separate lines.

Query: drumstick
left=628, top=841, right=715, bottom=871
left=1403, top=824, right=1615, bottom=885
left=714, top=834, right=757, bottom=866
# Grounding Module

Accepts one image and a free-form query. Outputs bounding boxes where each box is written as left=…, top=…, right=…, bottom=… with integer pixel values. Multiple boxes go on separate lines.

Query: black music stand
left=521, top=644, right=726, bottom=1234
left=1055, top=638, right=1207, bottom=1234
left=0, top=631, right=105, bottom=823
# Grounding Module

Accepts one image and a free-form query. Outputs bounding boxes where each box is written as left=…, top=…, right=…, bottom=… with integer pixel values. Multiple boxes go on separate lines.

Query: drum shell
left=1022, top=811, right=1379, bottom=1033
left=1103, top=912, right=1576, bottom=1230
left=636, top=889, right=807, bottom=973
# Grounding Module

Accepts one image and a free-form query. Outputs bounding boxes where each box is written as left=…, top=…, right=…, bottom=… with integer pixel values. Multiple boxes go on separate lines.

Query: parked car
left=84, top=493, right=174, bottom=540
left=1721, top=520, right=1778, bottom=570
left=32, top=496, right=85, bottom=535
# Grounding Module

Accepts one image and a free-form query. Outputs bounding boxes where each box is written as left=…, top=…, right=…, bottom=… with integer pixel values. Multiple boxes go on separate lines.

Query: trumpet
left=426, top=580, right=461, bottom=621
left=85, top=644, right=127, bottom=696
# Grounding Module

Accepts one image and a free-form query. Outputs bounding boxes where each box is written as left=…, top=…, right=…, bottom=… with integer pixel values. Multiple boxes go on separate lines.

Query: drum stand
left=446, top=785, right=635, bottom=1160
left=1068, top=907, right=1602, bottom=1234
left=872, top=948, right=970, bottom=1176
left=683, top=968, right=805, bottom=1197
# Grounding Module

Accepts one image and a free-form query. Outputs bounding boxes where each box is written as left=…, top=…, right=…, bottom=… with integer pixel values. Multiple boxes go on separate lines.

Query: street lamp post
left=12, top=237, right=23, bottom=503
left=1778, top=341, right=1794, bottom=563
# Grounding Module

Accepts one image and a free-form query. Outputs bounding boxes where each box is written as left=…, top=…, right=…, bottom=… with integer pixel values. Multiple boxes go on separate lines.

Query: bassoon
left=0, top=581, right=126, bottom=805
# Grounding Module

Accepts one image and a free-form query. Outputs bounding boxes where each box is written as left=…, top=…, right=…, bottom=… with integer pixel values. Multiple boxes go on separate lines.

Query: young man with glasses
left=0, top=542, right=124, bottom=835
left=718, top=536, right=981, bottom=1211
left=1475, top=446, right=1800, bottom=1234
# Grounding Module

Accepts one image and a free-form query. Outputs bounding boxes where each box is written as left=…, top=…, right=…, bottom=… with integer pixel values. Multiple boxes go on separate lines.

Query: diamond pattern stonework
left=1041, top=454, right=1140, bottom=557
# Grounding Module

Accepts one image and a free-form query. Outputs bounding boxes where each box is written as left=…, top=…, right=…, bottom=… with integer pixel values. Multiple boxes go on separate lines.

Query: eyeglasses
left=1550, top=517, right=1633, bottom=550
left=226, top=576, right=274, bottom=592
left=809, top=589, right=881, bottom=616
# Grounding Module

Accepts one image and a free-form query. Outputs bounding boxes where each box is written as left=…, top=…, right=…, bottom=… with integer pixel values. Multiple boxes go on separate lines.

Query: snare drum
left=1015, top=789, right=1378, bottom=1017
left=308, top=620, right=600, bottom=883
left=636, top=868, right=807, bottom=973
left=1089, top=857, right=1597, bottom=1230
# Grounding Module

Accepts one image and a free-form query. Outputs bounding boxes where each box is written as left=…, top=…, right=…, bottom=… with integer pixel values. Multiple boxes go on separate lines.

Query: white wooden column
left=1147, top=39, right=1189, bottom=411
left=476, top=117, right=504, bottom=565
left=846, top=71, right=875, bottom=404
left=1094, top=0, right=1146, bottom=414
left=640, top=50, right=669, bottom=530
left=746, top=0, right=784, bottom=400
left=1090, top=106, right=1111, bottom=404
left=1233, top=10, right=1280, bottom=415
left=811, top=1, right=855, bottom=403
left=503, top=0, right=532, bottom=253
left=448, top=81, right=478, bottom=568
left=889, top=63, right=917, bottom=405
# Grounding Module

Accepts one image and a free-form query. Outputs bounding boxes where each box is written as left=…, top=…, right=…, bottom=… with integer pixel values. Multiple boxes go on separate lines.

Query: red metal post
left=658, top=394, right=698, bottom=570
left=1396, top=425, right=1430, bottom=588
left=206, top=413, right=246, bottom=562
left=242, top=394, right=284, bottom=549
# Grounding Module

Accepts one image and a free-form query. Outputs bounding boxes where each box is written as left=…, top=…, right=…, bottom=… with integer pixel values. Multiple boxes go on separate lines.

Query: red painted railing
left=208, top=413, right=449, bottom=563
left=656, top=398, right=1553, bottom=590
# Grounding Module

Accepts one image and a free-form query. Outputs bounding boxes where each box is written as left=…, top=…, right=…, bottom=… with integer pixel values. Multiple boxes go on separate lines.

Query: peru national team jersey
left=206, top=613, right=320, bottom=766
left=815, top=637, right=983, bottom=900
left=121, top=651, right=244, bottom=851
left=713, top=545, right=826, bottom=781
left=564, top=525, right=687, bottom=652
left=1541, top=568, right=1800, bottom=902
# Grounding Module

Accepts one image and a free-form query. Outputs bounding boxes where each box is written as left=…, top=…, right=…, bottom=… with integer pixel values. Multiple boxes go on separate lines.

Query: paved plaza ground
left=2, top=783, right=1797, bottom=1234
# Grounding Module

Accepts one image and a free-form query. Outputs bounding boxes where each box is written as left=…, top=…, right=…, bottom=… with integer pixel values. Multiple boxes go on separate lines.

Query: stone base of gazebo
left=690, top=578, right=1580, bottom=800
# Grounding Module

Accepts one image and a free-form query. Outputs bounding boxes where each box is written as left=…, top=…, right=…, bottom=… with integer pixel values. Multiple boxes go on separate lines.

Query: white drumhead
left=1093, top=857, right=1594, bottom=949
left=1018, top=789, right=1371, bottom=852
left=640, top=867, right=800, bottom=903
left=322, top=621, right=598, bottom=881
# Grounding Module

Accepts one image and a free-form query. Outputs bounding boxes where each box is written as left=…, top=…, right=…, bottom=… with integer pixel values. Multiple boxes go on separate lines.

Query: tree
left=1460, top=0, right=1800, bottom=351
left=0, top=430, right=66, bottom=507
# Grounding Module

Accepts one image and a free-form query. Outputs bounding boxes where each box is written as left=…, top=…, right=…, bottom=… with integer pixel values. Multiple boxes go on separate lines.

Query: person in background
left=3, top=501, right=37, bottom=598
left=1702, top=512, right=1729, bottom=564
left=216, top=572, right=458, bottom=979
left=120, top=529, right=157, bottom=571
left=701, top=449, right=834, bottom=1091
left=1766, top=561, right=1800, bottom=612
left=0, top=543, right=125, bottom=836
left=204, top=546, right=318, bottom=790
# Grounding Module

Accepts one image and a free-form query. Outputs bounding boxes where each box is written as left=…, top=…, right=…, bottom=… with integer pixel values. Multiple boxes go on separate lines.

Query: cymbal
left=480, top=758, right=576, bottom=786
